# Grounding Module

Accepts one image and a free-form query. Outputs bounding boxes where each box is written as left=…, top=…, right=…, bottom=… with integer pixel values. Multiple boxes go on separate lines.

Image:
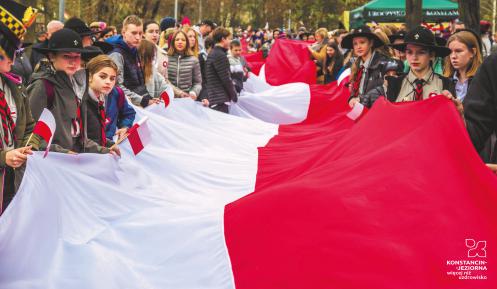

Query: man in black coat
left=463, top=53, right=497, bottom=170
left=205, top=27, right=237, bottom=113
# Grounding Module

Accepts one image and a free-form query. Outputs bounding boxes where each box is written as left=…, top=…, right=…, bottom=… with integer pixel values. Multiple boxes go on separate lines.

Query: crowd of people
left=1, top=0, right=497, bottom=214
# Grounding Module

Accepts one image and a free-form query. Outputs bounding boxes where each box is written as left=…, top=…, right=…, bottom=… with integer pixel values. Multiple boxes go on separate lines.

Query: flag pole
left=26, top=133, right=34, bottom=146
left=109, top=132, right=130, bottom=150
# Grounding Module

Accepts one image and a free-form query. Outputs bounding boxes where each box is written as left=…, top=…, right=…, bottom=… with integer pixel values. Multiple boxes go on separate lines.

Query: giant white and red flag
left=0, top=40, right=496, bottom=289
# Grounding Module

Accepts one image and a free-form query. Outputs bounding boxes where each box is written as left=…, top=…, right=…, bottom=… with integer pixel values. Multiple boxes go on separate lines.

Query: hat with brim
left=341, top=26, right=384, bottom=50
left=92, top=41, right=113, bottom=54
left=65, top=17, right=100, bottom=37
left=388, top=31, right=406, bottom=43
left=33, top=28, right=100, bottom=56
left=81, top=45, right=105, bottom=62
left=391, top=26, right=451, bottom=58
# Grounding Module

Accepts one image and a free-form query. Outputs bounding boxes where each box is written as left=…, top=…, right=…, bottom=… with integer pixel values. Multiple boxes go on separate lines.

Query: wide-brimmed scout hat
left=33, top=28, right=100, bottom=57
left=341, top=25, right=384, bottom=50
left=391, top=26, right=451, bottom=58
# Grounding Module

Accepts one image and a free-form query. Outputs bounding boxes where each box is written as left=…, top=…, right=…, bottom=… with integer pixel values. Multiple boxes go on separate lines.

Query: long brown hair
left=167, top=30, right=192, bottom=56
left=186, top=28, right=200, bottom=57
left=138, top=39, right=157, bottom=83
left=443, top=31, right=482, bottom=78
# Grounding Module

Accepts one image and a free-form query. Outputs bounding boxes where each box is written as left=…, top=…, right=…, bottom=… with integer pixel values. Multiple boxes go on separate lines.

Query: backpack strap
left=43, top=79, right=55, bottom=109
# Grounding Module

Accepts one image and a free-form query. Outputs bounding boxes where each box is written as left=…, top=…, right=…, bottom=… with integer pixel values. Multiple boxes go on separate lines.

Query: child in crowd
left=228, top=40, right=250, bottom=93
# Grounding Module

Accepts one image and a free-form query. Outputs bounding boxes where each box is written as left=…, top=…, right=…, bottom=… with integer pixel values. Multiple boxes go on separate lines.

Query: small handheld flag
left=31, top=108, right=56, bottom=158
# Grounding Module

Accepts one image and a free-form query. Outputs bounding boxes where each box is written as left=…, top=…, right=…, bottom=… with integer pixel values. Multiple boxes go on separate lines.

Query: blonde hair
left=315, top=28, right=328, bottom=41
left=186, top=28, right=200, bottom=57
left=375, top=25, right=392, bottom=36
left=123, top=15, right=142, bottom=30
left=444, top=31, right=483, bottom=79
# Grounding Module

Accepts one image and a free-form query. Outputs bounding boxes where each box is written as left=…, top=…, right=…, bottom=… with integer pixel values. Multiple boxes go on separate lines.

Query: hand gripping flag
left=346, top=102, right=368, bottom=122
left=126, top=116, right=151, bottom=155
left=32, top=108, right=56, bottom=158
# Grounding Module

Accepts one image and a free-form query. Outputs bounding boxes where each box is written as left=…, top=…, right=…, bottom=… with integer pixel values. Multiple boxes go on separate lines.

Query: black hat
left=388, top=31, right=406, bottom=43
left=341, top=26, right=384, bottom=50
left=391, top=26, right=451, bottom=57
left=32, top=28, right=100, bottom=56
left=81, top=45, right=105, bottom=62
left=0, top=0, right=37, bottom=59
left=92, top=41, right=113, bottom=54
left=65, top=17, right=99, bottom=36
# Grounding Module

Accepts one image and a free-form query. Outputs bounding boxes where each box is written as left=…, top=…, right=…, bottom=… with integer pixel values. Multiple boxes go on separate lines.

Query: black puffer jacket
left=349, top=52, right=391, bottom=102
left=205, top=46, right=237, bottom=105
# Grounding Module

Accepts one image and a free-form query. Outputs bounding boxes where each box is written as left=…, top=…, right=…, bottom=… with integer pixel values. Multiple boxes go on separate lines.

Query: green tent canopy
left=350, top=0, right=459, bottom=28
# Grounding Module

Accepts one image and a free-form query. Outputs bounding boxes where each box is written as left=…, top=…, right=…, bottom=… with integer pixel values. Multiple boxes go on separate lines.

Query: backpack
left=43, top=79, right=55, bottom=109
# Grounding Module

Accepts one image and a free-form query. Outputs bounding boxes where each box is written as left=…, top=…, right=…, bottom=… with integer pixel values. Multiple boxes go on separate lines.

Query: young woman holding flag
left=85, top=55, right=136, bottom=147
left=28, top=28, right=119, bottom=156
left=341, top=26, right=389, bottom=108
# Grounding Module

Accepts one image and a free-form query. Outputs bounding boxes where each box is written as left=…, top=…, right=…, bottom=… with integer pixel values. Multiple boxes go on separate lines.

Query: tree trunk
left=458, top=0, right=481, bottom=35
left=151, top=0, right=161, bottom=20
left=406, top=0, right=422, bottom=30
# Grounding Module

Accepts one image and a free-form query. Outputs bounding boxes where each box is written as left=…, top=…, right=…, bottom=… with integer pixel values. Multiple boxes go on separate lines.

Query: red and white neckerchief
left=97, top=96, right=108, bottom=147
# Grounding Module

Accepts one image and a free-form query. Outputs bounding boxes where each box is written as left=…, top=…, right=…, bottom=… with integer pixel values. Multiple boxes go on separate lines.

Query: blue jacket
left=105, top=87, right=136, bottom=139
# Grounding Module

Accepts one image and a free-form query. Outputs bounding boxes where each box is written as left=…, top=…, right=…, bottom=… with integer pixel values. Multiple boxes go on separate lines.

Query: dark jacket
left=362, top=85, right=387, bottom=108
left=108, top=36, right=151, bottom=107
left=205, top=46, right=237, bottom=105
left=464, top=53, right=497, bottom=159
left=11, top=51, right=33, bottom=87
left=350, top=52, right=391, bottom=101
left=29, top=40, right=47, bottom=69
left=198, top=51, right=208, bottom=101
left=384, top=73, right=456, bottom=103
left=84, top=87, right=136, bottom=142
left=28, top=69, right=109, bottom=154
left=85, top=94, right=110, bottom=147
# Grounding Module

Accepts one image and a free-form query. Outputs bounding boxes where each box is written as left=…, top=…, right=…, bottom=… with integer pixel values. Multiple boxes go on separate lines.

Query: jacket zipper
left=177, top=55, right=181, bottom=87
